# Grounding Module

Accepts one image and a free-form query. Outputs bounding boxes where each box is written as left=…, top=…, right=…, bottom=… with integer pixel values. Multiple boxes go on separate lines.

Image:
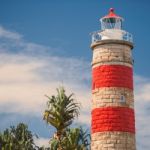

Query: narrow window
left=120, top=95, right=126, bottom=103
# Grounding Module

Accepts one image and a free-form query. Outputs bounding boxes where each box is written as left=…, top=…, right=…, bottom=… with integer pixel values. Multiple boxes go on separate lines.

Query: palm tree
left=43, top=87, right=80, bottom=140
left=43, top=87, right=90, bottom=150
left=49, top=127, right=90, bottom=150
left=61, top=127, right=90, bottom=150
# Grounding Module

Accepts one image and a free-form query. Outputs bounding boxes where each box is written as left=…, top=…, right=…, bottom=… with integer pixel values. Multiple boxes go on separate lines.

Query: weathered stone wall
left=91, top=132, right=136, bottom=150
left=92, top=87, right=134, bottom=109
left=91, top=40, right=136, bottom=150
left=92, top=65, right=133, bottom=90
left=92, top=44, right=133, bottom=67
left=92, top=107, right=135, bottom=133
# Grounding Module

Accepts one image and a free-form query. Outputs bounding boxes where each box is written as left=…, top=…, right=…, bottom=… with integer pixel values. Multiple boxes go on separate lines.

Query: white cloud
left=0, top=53, right=91, bottom=117
left=0, top=26, right=22, bottom=40
left=134, top=75, right=150, bottom=149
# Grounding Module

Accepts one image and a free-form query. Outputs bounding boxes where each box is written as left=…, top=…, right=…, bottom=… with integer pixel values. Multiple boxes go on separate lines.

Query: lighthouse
left=91, top=8, right=136, bottom=149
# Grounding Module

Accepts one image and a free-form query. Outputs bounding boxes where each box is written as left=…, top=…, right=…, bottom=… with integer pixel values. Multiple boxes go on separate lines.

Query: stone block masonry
left=92, top=107, right=135, bottom=133
left=92, top=65, right=133, bottom=90
left=91, top=132, right=136, bottom=150
left=92, top=87, right=134, bottom=109
left=92, top=44, right=133, bottom=67
left=91, top=40, right=136, bottom=150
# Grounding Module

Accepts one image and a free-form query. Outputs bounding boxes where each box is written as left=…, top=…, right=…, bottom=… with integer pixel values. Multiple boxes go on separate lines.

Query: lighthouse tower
left=91, top=8, right=136, bottom=150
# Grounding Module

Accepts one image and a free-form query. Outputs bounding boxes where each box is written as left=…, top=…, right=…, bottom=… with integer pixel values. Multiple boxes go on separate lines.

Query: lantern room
left=100, top=8, right=123, bottom=30
left=91, top=8, right=133, bottom=43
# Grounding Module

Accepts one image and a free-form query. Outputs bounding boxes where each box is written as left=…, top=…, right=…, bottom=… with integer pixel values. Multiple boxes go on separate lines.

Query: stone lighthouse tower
left=91, top=8, right=136, bottom=150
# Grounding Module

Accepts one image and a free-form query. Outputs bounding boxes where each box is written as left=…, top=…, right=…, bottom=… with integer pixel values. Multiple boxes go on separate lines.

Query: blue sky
left=0, top=0, right=150, bottom=149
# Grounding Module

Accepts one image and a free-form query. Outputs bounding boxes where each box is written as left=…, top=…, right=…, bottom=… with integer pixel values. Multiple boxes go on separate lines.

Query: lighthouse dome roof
left=102, top=8, right=123, bottom=20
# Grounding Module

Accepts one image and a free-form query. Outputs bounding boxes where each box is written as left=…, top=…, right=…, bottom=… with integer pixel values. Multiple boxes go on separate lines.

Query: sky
left=0, top=0, right=150, bottom=149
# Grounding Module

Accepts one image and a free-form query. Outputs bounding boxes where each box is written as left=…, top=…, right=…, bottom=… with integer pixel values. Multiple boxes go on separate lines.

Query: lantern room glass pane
left=101, top=18, right=123, bottom=30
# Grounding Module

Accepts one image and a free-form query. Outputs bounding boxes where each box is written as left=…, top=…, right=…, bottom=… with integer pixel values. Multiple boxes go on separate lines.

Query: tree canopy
left=0, top=123, right=37, bottom=150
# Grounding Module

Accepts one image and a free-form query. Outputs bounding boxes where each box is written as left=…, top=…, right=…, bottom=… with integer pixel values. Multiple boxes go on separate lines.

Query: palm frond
left=43, top=86, right=80, bottom=134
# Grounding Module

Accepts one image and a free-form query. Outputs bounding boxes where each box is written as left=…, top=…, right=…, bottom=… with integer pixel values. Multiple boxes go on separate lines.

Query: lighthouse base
left=91, top=132, right=136, bottom=150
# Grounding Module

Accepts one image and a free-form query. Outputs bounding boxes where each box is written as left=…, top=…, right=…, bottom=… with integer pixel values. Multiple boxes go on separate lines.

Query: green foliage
left=43, top=87, right=80, bottom=135
left=61, top=127, right=90, bottom=150
left=43, top=87, right=91, bottom=150
left=0, top=123, right=37, bottom=150
left=49, top=127, right=90, bottom=150
left=0, top=86, right=91, bottom=150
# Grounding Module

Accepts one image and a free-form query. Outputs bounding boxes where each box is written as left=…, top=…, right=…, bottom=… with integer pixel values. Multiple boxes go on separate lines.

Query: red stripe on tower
left=92, top=65, right=133, bottom=90
left=91, top=107, right=135, bottom=133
